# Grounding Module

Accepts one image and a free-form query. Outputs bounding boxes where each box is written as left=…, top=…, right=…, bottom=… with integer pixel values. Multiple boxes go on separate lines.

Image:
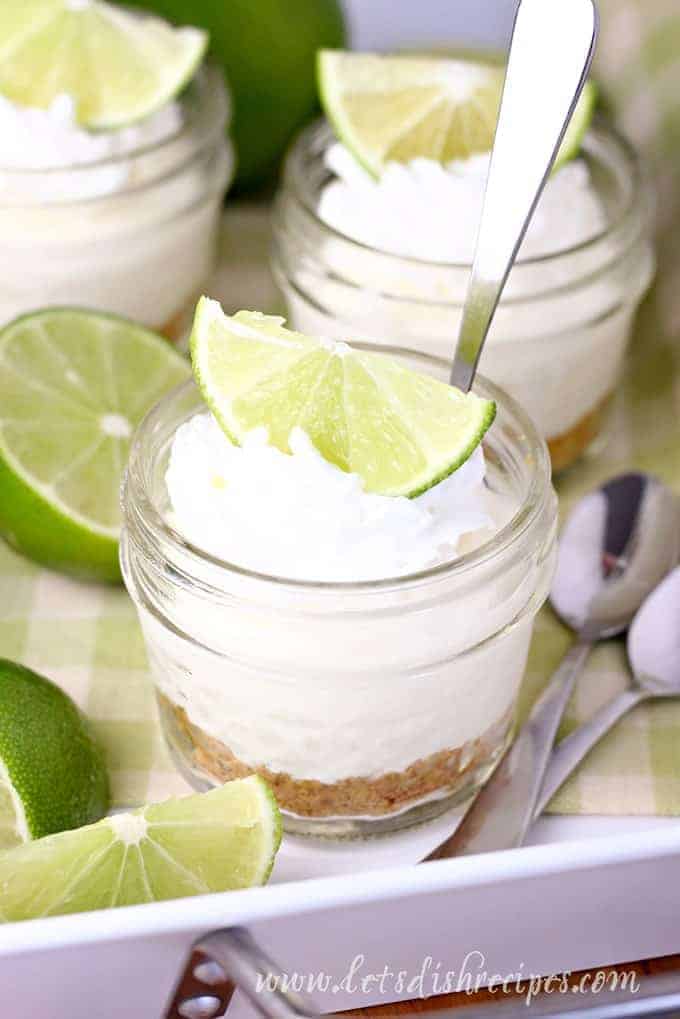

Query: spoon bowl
left=551, top=473, right=680, bottom=639
left=628, top=566, right=680, bottom=695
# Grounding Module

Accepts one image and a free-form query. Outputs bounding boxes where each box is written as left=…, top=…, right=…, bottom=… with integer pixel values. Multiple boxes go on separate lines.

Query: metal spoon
left=426, top=473, right=680, bottom=860
left=536, top=565, right=680, bottom=814
left=450, top=0, right=598, bottom=391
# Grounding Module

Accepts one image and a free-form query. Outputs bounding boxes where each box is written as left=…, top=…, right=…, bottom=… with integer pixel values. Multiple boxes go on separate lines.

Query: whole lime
left=123, top=0, right=347, bottom=190
left=0, top=660, right=110, bottom=848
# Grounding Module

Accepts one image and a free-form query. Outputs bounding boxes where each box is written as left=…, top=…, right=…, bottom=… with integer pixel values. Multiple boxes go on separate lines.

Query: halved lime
left=0, top=0, right=207, bottom=128
left=190, top=298, right=495, bottom=498
left=318, top=50, right=596, bottom=177
left=0, top=776, right=281, bottom=922
left=0, top=659, right=109, bottom=850
left=0, top=308, right=190, bottom=582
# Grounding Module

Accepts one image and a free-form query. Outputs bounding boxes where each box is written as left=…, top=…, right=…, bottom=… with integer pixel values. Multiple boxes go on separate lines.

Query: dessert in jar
left=272, top=53, right=655, bottom=471
left=121, top=299, right=558, bottom=837
left=0, top=2, right=233, bottom=341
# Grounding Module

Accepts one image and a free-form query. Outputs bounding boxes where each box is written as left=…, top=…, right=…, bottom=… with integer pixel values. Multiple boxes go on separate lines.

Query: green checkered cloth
left=527, top=0, right=680, bottom=814
left=2, top=6, right=680, bottom=816
left=0, top=538, right=189, bottom=807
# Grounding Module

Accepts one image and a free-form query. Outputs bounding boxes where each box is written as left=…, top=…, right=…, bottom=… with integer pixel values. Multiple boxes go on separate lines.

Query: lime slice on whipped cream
left=0, top=776, right=280, bottom=922
left=318, top=50, right=596, bottom=177
left=190, top=298, right=496, bottom=498
left=0, top=0, right=207, bottom=128
left=0, top=308, right=189, bottom=581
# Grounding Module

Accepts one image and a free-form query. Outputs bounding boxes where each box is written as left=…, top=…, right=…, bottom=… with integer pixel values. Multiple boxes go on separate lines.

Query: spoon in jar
left=426, top=473, right=680, bottom=860
left=535, top=565, right=680, bottom=815
left=450, top=0, right=598, bottom=391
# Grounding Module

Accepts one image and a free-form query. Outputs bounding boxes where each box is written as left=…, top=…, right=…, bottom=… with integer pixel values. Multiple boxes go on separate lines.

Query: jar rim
left=124, top=346, right=554, bottom=594
left=281, top=115, right=650, bottom=271
left=0, top=63, right=229, bottom=180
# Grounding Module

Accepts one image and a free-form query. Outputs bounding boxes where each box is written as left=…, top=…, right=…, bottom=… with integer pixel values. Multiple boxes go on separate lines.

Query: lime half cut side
left=0, top=776, right=281, bottom=923
left=318, top=50, right=596, bottom=177
left=0, top=762, right=29, bottom=851
left=0, top=0, right=207, bottom=128
left=190, top=298, right=496, bottom=498
left=0, top=308, right=190, bottom=581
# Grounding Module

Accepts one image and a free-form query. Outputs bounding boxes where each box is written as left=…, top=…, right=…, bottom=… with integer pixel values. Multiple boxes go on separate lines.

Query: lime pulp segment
left=190, top=298, right=496, bottom=498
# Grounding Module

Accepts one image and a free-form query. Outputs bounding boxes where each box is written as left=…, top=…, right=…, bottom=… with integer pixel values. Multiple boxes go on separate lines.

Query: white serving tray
left=1, top=813, right=679, bottom=1019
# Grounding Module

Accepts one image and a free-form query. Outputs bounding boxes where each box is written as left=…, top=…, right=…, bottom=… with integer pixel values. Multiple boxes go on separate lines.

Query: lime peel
left=0, top=659, right=110, bottom=849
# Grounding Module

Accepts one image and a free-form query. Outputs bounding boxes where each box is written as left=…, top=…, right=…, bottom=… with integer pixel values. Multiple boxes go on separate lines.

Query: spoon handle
left=450, top=0, right=598, bottom=391
left=535, top=688, right=648, bottom=816
left=426, top=640, right=592, bottom=859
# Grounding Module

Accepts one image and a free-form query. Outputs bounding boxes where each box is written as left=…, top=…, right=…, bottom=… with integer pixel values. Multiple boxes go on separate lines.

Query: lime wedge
left=190, top=298, right=496, bottom=498
left=0, top=776, right=281, bottom=922
left=553, top=77, right=598, bottom=171
left=318, top=50, right=596, bottom=176
left=0, top=0, right=207, bottom=128
left=0, top=659, right=109, bottom=850
left=0, top=308, right=190, bottom=582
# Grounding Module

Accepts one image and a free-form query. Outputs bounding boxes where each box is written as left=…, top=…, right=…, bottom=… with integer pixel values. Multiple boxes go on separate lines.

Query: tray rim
left=1, top=819, right=678, bottom=957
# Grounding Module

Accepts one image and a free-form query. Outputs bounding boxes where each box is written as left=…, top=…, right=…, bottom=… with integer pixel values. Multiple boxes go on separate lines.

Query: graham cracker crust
left=158, top=693, right=512, bottom=819
left=158, top=294, right=200, bottom=344
left=547, top=395, right=610, bottom=472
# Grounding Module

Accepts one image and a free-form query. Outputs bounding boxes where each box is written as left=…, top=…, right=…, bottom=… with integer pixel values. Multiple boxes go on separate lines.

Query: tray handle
left=164, top=926, right=321, bottom=1019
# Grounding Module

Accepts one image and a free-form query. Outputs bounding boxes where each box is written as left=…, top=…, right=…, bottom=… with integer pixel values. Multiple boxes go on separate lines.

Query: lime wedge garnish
left=0, top=659, right=109, bottom=850
left=190, top=298, right=496, bottom=498
left=318, top=50, right=596, bottom=177
left=0, top=776, right=281, bottom=922
left=0, top=0, right=207, bottom=128
left=0, top=308, right=190, bottom=582
left=554, top=77, right=597, bottom=171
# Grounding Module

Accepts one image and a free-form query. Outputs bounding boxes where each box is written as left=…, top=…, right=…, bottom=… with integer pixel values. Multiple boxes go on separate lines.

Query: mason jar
left=272, top=119, right=655, bottom=472
left=0, top=65, right=232, bottom=342
left=121, top=348, right=557, bottom=838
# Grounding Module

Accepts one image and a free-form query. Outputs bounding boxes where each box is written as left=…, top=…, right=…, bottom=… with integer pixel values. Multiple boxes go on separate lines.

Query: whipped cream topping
left=0, top=92, right=184, bottom=204
left=165, top=413, right=492, bottom=583
left=318, top=143, right=606, bottom=262
left=0, top=92, right=182, bottom=171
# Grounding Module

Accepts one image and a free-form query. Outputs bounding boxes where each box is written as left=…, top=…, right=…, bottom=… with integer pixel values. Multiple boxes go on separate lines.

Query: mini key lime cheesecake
left=0, top=0, right=232, bottom=339
left=121, top=298, right=558, bottom=837
left=272, top=52, right=655, bottom=471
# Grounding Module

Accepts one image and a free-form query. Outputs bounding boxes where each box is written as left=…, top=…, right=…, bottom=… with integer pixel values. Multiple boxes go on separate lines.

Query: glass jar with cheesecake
left=273, top=101, right=654, bottom=471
